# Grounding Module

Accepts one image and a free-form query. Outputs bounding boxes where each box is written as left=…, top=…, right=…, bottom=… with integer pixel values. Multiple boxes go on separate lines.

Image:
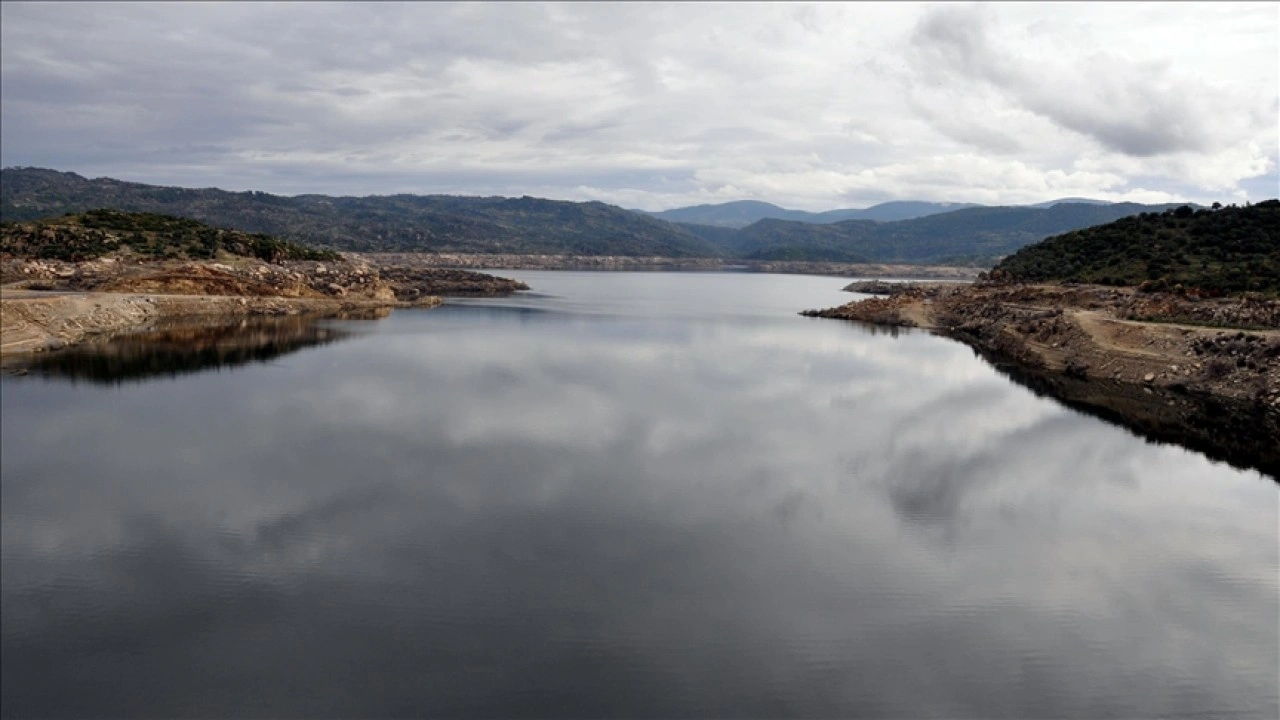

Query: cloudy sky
left=1, top=2, right=1276, bottom=210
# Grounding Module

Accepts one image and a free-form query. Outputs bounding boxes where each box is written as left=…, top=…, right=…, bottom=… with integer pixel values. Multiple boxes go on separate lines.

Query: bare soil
left=0, top=253, right=528, bottom=356
left=1, top=290, right=410, bottom=357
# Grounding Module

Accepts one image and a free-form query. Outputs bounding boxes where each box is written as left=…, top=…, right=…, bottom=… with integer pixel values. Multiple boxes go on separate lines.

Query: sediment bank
left=0, top=252, right=530, bottom=356
left=804, top=283, right=1280, bottom=477
left=0, top=290, right=430, bottom=356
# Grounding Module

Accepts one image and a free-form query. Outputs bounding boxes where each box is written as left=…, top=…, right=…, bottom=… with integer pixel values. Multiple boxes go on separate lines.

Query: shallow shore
left=0, top=253, right=531, bottom=357
left=804, top=283, right=1280, bottom=477
left=0, top=289, right=435, bottom=357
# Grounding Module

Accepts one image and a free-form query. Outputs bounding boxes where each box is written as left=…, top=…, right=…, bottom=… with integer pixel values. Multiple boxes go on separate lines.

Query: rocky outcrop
left=841, top=280, right=915, bottom=295
left=0, top=248, right=535, bottom=357
left=803, top=283, right=965, bottom=327
left=2, top=253, right=529, bottom=302
left=2, top=255, right=396, bottom=301
left=1117, top=293, right=1280, bottom=330
left=370, top=262, right=529, bottom=299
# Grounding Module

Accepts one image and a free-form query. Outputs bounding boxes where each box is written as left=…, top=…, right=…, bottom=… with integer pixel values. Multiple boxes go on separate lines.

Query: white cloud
left=1, top=1, right=1275, bottom=209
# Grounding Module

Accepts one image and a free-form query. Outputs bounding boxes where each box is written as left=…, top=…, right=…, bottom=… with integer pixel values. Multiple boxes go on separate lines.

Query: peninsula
left=804, top=201, right=1280, bottom=476
left=0, top=210, right=526, bottom=355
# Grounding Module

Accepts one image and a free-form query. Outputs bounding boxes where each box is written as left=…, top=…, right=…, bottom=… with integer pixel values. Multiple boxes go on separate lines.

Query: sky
left=1, top=2, right=1277, bottom=211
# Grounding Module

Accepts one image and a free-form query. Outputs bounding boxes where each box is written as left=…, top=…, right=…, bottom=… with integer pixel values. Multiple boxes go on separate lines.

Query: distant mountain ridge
left=639, top=199, right=983, bottom=227
left=713, top=202, right=1191, bottom=265
left=640, top=197, right=1129, bottom=228
left=1, top=167, right=1193, bottom=265
left=0, top=167, right=724, bottom=258
left=1027, top=197, right=1112, bottom=209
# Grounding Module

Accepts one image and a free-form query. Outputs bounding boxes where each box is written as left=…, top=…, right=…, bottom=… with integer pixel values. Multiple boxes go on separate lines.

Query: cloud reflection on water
left=1, top=272, right=1275, bottom=718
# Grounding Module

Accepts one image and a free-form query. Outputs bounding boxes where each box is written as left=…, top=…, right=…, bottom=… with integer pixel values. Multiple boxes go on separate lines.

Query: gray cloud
left=1, top=2, right=1275, bottom=207
left=908, top=4, right=1241, bottom=157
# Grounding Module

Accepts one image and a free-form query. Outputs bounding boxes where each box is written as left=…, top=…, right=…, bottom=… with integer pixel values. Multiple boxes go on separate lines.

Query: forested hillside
left=722, top=202, right=1187, bottom=264
left=0, top=209, right=338, bottom=262
left=992, top=201, right=1280, bottom=296
left=0, top=168, right=722, bottom=258
left=642, top=199, right=981, bottom=227
left=1, top=167, right=1192, bottom=265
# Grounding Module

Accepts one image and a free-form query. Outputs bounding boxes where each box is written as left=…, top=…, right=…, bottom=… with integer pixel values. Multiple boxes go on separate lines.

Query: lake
left=2, top=271, right=1276, bottom=719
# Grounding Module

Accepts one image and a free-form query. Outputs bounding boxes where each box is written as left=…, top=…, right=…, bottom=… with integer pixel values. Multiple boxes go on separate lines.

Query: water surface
left=2, top=271, right=1276, bottom=718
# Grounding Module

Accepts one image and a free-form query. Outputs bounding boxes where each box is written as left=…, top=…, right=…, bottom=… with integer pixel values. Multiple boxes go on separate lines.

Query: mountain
left=820, top=200, right=984, bottom=223
left=0, top=167, right=1197, bottom=265
left=0, top=208, right=339, bottom=262
left=642, top=199, right=982, bottom=228
left=638, top=200, right=806, bottom=228
left=722, top=202, right=1191, bottom=265
left=1027, top=197, right=1113, bottom=209
left=992, top=201, right=1280, bottom=296
left=0, top=167, right=723, bottom=258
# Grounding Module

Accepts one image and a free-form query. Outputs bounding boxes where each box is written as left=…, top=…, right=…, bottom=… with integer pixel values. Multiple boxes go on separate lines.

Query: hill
left=1027, top=197, right=1112, bottom=209
left=818, top=200, right=986, bottom=223
left=992, top=201, right=1280, bottom=296
left=642, top=199, right=981, bottom=228
left=0, top=167, right=1191, bottom=265
left=0, top=168, right=723, bottom=258
left=723, top=202, right=1187, bottom=264
left=0, top=209, right=339, bottom=262
left=641, top=200, right=807, bottom=228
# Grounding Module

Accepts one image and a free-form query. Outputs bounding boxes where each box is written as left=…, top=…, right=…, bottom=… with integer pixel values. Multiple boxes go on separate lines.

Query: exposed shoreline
left=0, top=289, right=431, bottom=357
left=804, top=283, right=1280, bottom=478
left=0, top=253, right=528, bottom=357
left=369, top=252, right=982, bottom=280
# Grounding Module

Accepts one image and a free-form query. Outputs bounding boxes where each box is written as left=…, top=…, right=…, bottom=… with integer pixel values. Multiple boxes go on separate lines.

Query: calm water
left=2, top=271, right=1276, bottom=719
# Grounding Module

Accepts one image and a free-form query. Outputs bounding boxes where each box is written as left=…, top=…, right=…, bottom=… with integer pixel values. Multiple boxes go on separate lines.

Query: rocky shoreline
left=6, top=312, right=381, bottom=383
left=372, top=252, right=981, bottom=280
left=0, top=253, right=527, bottom=356
left=804, top=283, right=1280, bottom=477
left=2, top=253, right=528, bottom=302
left=0, top=290, right=417, bottom=357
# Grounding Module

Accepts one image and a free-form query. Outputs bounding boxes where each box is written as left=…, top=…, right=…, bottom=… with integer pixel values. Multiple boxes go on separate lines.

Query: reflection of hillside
left=18, top=312, right=382, bottom=384
left=978, top=350, right=1279, bottom=481
left=826, top=319, right=913, bottom=339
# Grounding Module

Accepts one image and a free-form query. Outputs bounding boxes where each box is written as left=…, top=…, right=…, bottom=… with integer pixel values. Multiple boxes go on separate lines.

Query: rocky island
left=1, top=210, right=527, bottom=355
left=805, top=201, right=1280, bottom=477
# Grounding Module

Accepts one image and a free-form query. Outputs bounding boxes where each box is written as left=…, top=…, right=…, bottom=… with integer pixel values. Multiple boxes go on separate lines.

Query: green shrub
left=994, top=200, right=1279, bottom=297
